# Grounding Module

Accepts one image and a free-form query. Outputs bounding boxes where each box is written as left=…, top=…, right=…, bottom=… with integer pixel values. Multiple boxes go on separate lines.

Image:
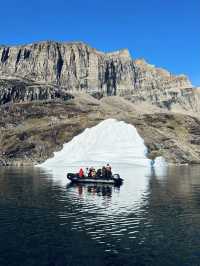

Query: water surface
left=0, top=165, right=200, bottom=265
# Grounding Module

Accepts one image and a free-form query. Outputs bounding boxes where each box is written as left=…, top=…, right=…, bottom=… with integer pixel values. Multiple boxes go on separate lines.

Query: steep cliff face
left=0, top=42, right=135, bottom=96
left=0, top=41, right=194, bottom=108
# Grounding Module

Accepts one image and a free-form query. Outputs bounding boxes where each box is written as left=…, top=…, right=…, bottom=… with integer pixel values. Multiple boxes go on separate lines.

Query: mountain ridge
left=0, top=40, right=197, bottom=112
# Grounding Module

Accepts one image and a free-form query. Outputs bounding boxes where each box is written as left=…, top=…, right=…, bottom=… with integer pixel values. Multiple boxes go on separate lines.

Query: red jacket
left=79, top=168, right=84, bottom=177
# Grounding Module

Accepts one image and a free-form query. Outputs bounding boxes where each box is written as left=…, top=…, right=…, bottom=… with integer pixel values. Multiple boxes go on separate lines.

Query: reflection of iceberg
left=59, top=164, right=151, bottom=252
left=154, top=157, right=167, bottom=168
left=152, top=156, right=168, bottom=177
left=64, top=164, right=151, bottom=214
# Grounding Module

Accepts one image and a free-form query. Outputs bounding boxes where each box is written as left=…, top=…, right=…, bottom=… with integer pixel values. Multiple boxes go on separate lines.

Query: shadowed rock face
left=0, top=79, right=74, bottom=105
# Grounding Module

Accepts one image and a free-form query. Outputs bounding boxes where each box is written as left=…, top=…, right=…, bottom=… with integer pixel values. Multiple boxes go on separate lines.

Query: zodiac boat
left=67, top=173, right=123, bottom=186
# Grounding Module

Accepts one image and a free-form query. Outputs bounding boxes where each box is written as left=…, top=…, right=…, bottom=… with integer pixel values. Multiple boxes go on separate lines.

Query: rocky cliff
left=0, top=41, right=197, bottom=112
left=0, top=42, right=134, bottom=96
left=0, top=41, right=200, bottom=166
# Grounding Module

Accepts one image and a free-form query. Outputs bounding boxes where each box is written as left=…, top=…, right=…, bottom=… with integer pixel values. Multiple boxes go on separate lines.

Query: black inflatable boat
left=67, top=173, right=123, bottom=186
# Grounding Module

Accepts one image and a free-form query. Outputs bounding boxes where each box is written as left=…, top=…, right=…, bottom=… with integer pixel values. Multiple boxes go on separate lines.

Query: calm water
left=1, top=165, right=200, bottom=266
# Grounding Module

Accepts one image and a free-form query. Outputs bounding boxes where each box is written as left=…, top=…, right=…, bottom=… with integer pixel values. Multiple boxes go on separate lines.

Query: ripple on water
left=2, top=165, right=200, bottom=265
left=57, top=173, right=151, bottom=253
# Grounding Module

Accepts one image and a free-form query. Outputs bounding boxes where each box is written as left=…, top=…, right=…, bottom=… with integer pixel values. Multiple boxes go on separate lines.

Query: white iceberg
left=39, top=118, right=151, bottom=168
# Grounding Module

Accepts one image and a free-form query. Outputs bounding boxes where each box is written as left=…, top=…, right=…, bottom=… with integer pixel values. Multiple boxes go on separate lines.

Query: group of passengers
left=78, top=164, right=112, bottom=179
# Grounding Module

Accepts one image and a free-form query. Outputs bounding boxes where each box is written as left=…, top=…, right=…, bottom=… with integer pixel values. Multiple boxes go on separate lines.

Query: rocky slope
left=0, top=41, right=200, bottom=166
left=1, top=94, right=200, bottom=166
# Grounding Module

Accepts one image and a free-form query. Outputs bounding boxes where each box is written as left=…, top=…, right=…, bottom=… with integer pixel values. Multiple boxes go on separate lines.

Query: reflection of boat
left=67, top=173, right=123, bottom=186
left=66, top=182, right=120, bottom=197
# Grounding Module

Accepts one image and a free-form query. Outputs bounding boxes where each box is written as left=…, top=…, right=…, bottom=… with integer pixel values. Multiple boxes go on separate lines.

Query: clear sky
left=0, top=0, right=199, bottom=85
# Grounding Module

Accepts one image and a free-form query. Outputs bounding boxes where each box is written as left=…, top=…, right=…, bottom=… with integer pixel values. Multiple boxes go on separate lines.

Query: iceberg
left=39, top=119, right=151, bottom=169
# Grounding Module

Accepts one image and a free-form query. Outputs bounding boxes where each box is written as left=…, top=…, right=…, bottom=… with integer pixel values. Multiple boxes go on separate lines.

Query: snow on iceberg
left=39, top=119, right=152, bottom=170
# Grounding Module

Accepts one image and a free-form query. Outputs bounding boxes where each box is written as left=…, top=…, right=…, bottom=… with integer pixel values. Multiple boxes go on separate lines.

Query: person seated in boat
left=96, top=168, right=102, bottom=177
left=88, top=167, right=95, bottom=177
left=85, top=167, right=89, bottom=177
left=78, top=168, right=84, bottom=178
left=101, top=166, right=106, bottom=178
left=88, top=167, right=93, bottom=177
left=105, top=163, right=112, bottom=179
left=91, top=168, right=96, bottom=178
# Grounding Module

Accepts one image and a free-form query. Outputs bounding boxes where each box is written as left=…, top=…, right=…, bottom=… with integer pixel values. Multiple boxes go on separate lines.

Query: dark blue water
left=1, top=166, right=200, bottom=266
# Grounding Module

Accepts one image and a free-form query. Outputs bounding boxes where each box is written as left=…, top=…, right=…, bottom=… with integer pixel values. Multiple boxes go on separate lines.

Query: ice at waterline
left=38, top=119, right=166, bottom=180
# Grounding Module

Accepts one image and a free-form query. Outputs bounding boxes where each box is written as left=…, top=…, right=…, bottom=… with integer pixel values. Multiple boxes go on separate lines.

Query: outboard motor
left=113, top=174, right=123, bottom=185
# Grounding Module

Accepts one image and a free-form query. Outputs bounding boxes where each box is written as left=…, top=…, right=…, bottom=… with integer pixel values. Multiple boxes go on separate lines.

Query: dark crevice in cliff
left=24, top=49, right=31, bottom=60
left=70, top=48, right=77, bottom=78
left=47, top=43, right=50, bottom=57
left=16, top=49, right=22, bottom=64
left=56, top=45, right=64, bottom=82
left=1, top=47, right=10, bottom=63
left=105, top=61, right=117, bottom=96
left=132, top=62, right=138, bottom=89
left=15, top=49, right=22, bottom=72
left=86, top=47, right=90, bottom=67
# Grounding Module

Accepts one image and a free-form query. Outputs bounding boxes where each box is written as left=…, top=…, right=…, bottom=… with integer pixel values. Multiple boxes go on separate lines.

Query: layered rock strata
left=0, top=41, right=196, bottom=112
